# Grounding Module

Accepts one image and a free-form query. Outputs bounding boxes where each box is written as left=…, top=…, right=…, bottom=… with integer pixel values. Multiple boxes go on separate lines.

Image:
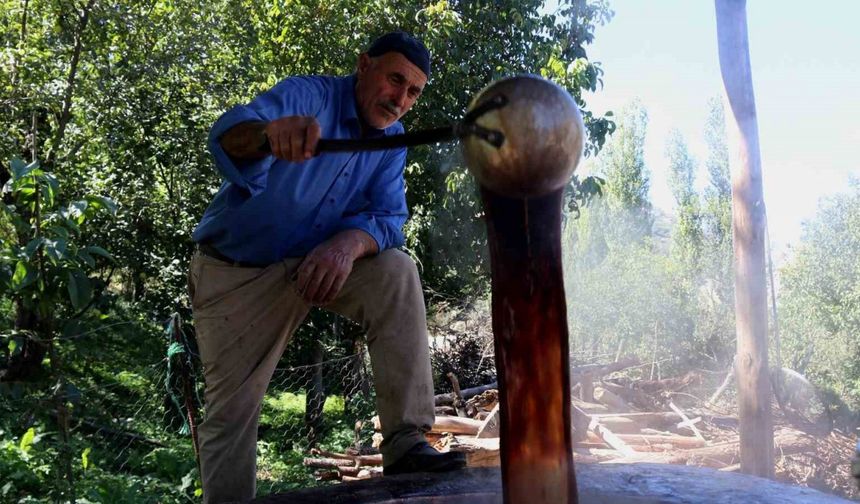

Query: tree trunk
left=47, top=0, right=96, bottom=167
left=344, top=321, right=370, bottom=418
left=714, top=0, right=773, bottom=478
left=305, top=339, right=326, bottom=447
left=0, top=300, right=46, bottom=382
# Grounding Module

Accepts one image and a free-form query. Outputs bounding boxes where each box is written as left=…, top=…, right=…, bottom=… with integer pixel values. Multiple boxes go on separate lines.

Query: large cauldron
left=462, top=75, right=585, bottom=198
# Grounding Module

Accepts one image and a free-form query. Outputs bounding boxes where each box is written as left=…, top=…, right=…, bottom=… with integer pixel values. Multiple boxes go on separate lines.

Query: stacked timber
left=303, top=357, right=857, bottom=498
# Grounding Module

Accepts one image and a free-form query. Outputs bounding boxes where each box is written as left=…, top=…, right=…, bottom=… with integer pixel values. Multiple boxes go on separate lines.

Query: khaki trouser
left=188, top=249, right=435, bottom=504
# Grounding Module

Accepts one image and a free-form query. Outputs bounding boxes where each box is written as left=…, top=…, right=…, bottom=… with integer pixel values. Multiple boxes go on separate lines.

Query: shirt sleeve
left=336, top=147, right=409, bottom=253
left=207, top=76, right=327, bottom=196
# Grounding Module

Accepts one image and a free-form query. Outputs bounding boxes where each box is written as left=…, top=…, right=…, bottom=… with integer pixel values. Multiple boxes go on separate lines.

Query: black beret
left=366, top=31, right=431, bottom=79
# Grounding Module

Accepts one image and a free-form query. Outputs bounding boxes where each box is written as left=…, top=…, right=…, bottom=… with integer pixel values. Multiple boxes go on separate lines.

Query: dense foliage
left=779, top=181, right=860, bottom=412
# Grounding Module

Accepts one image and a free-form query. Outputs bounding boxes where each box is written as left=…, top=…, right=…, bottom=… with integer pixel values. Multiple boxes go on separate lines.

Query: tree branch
left=47, top=0, right=97, bottom=167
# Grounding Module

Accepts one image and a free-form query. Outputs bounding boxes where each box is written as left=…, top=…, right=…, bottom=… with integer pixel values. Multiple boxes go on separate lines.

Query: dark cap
left=366, top=31, right=431, bottom=79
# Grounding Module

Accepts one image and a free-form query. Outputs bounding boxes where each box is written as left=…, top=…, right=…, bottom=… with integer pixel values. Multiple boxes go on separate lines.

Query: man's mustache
left=380, top=101, right=401, bottom=117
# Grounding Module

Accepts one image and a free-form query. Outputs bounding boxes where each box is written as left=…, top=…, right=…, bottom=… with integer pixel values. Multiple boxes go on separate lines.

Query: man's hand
left=295, top=230, right=378, bottom=305
left=265, top=116, right=321, bottom=162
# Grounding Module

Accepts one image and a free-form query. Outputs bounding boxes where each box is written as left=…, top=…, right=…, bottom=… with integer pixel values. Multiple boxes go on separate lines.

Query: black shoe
left=383, top=442, right=467, bottom=476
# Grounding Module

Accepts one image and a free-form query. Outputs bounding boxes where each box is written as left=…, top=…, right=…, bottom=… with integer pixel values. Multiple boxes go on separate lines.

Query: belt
left=197, top=243, right=268, bottom=268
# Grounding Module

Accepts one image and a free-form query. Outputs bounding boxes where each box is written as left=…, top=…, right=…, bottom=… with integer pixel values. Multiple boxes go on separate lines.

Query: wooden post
left=482, top=187, right=577, bottom=504
left=461, top=75, right=585, bottom=504
left=714, top=0, right=773, bottom=478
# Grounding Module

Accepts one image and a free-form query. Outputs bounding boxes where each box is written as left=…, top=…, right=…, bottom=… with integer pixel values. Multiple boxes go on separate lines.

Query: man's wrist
left=220, top=121, right=269, bottom=160
left=331, top=229, right=378, bottom=259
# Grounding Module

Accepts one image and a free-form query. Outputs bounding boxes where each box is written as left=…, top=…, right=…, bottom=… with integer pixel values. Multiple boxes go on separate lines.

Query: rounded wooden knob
left=462, top=75, right=585, bottom=198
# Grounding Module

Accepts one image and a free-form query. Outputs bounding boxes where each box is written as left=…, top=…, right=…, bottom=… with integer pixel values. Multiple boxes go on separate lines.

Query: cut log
left=707, top=362, right=735, bottom=409
left=313, top=470, right=340, bottom=482
left=439, top=435, right=603, bottom=468
left=467, top=389, right=499, bottom=414
left=587, top=416, right=641, bottom=434
left=669, top=401, right=705, bottom=442
left=580, top=372, right=595, bottom=402
left=447, top=372, right=468, bottom=417
left=445, top=435, right=501, bottom=468
left=594, top=386, right=634, bottom=413
left=571, top=356, right=641, bottom=379
left=571, top=403, right=591, bottom=443
left=476, top=403, right=500, bottom=438
left=634, top=372, right=701, bottom=394
left=434, top=382, right=498, bottom=406
left=432, top=415, right=484, bottom=435
left=584, top=430, right=706, bottom=451
left=617, top=434, right=706, bottom=450
left=357, top=468, right=382, bottom=479
left=303, top=457, right=355, bottom=469
left=575, top=448, right=623, bottom=462
left=309, top=448, right=354, bottom=461
left=307, top=448, right=382, bottom=467
left=600, top=381, right=655, bottom=410
left=434, top=405, right=456, bottom=416
left=575, top=441, right=610, bottom=450
left=678, top=429, right=814, bottom=467
left=355, top=454, right=383, bottom=466
left=372, top=415, right=484, bottom=436
left=573, top=399, right=610, bottom=414
left=337, top=466, right=361, bottom=477
left=591, top=411, right=680, bottom=426
left=589, top=419, right=635, bottom=457
left=424, top=432, right=443, bottom=446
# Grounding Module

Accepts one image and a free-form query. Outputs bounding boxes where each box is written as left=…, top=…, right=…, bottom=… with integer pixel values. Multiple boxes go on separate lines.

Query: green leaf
left=62, top=320, right=84, bottom=339
left=19, top=427, right=35, bottom=453
left=24, top=238, right=45, bottom=259
left=78, top=249, right=95, bottom=268
left=64, top=218, right=80, bottom=234
left=82, top=447, right=92, bottom=470
left=85, top=195, right=118, bottom=216
left=51, top=225, right=69, bottom=240
left=65, top=382, right=81, bottom=404
left=44, top=238, right=68, bottom=262
left=11, top=261, right=36, bottom=291
left=15, top=185, right=35, bottom=198
left=67, top=270, right=92, bottom=310
left=69, top=201, right=88, bottom=225
left=41, top=174, right=59, bottom=208
left=10, top=159, right=38, bottom=181
left=85, top=246, right=113, bottom=261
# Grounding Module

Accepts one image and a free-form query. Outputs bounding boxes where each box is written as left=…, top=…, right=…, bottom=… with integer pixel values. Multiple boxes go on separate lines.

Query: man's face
left=355, top=52, right=427, bottom=129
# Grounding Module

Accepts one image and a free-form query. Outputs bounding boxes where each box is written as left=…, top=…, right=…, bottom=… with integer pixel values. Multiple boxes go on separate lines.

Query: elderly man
left=189, top=32, right=465, bottom=503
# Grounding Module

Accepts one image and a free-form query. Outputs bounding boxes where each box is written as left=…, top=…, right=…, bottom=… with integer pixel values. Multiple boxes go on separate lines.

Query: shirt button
left=315, top=224, right=321, bottom=229
left=342, top=172, right=349, bottom=177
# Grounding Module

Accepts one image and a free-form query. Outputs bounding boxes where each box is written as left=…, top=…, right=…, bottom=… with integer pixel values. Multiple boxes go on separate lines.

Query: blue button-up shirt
left=192, top=74, right=409, bottom=264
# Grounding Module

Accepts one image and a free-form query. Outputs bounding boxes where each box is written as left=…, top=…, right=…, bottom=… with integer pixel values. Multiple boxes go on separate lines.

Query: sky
left=563, top=0, right=860, bottom=261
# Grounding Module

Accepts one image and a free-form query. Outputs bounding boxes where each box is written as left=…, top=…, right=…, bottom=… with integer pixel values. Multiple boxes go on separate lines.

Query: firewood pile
left=302, top=445, right=384, bottom=482
left=302, top=356, right=858, bottom=499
